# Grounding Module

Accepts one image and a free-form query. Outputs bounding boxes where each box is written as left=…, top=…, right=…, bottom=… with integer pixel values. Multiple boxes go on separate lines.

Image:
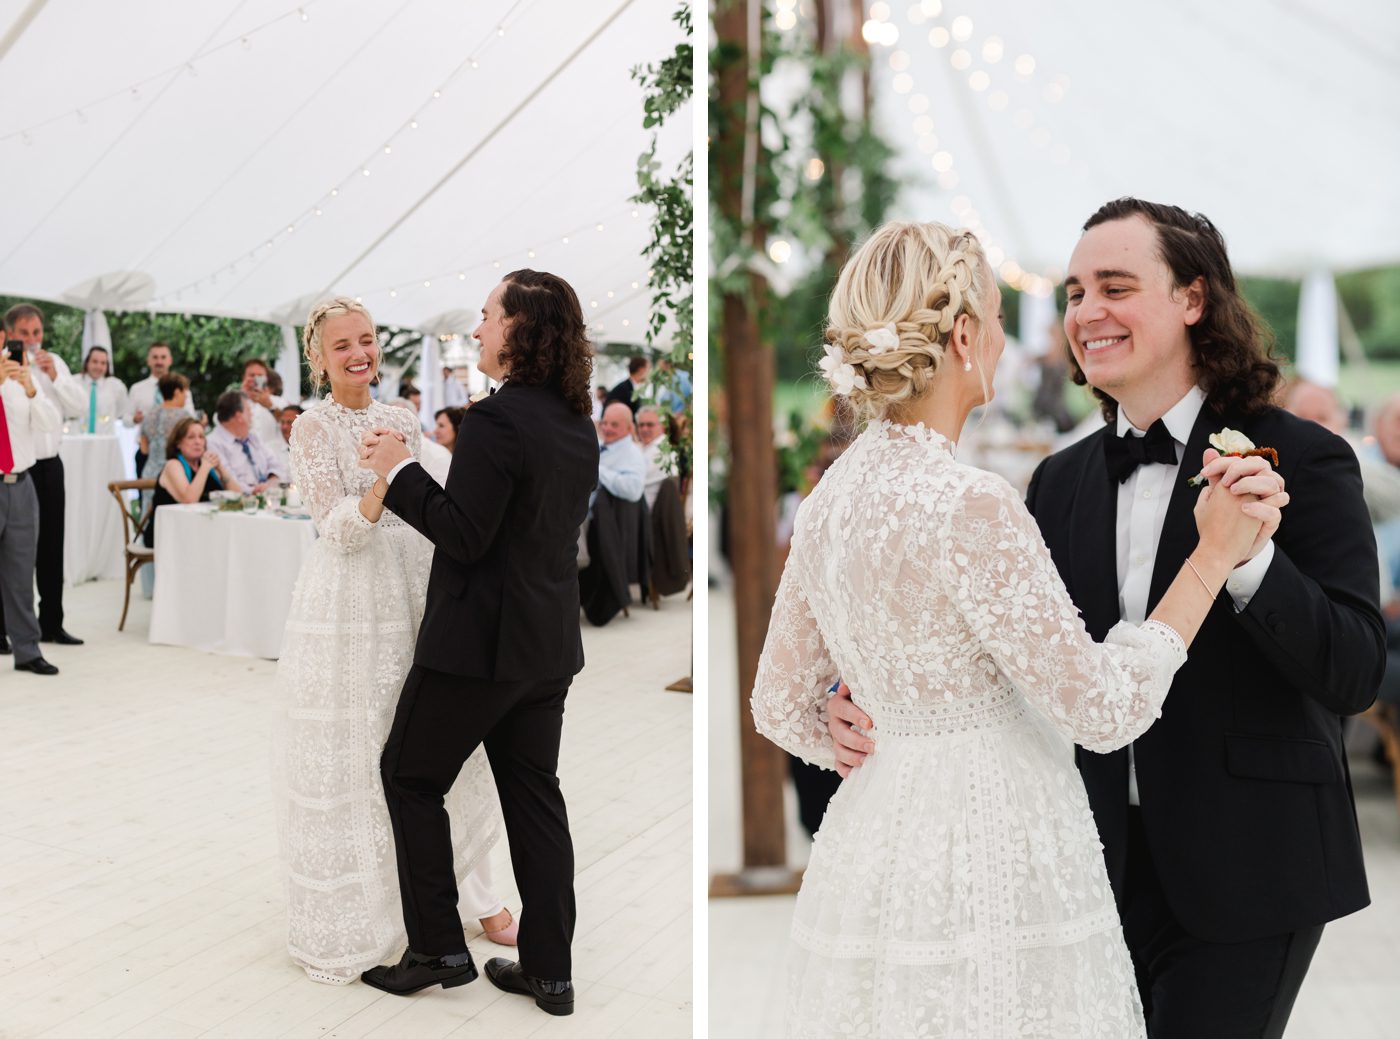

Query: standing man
left=0, top=304, right=84, bottom=647
left=441, top=365, right=469, bottom=408
left=356, top=269, right=597, bottom=1015
left=240, top=358, right=286, bottom=450
left=828, top=199, right=1383, bottom=1037
left=127, top=341, right=194, bottom=474
left=603, top=355, right=650, bottom=415
left=0, top=344, right=62, bottom=672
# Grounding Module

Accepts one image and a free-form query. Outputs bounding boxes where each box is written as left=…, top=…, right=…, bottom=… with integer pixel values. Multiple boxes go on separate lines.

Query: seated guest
left=636, top=406, right=669, bottom=510
left=207, top=390, right=284, bottom=493
left=604, top=356, right=650, bottom=415
left=279, top=403, right=303, bottom=443
left=1283, top=378, right=1348, bottom=434
left=434, top=406, right=466, bottom=452
left=592, top=386, right=608, bottom=424
left=75, top=346, right=129, bottom=432
left=596, top=401, right=645, bottom=505
left=140, top=374, right=193, bottom=511
left=144, top=417, right=240, bottom=548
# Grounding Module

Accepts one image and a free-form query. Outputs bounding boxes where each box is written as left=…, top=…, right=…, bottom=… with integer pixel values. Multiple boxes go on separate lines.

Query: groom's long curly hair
left=498, top=269, right=594, bottom=415
left=1069, top=198, right=1283, bottom=422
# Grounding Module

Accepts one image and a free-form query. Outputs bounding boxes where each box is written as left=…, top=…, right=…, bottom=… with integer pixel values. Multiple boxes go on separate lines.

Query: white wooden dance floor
left=0, top=579, right=692, bottom=1038
left=708, top=586, right=1400, bottom=1038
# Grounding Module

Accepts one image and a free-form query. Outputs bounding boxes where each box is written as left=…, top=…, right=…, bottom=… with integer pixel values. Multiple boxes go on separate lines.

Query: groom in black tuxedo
left=831, top=199, right=1383, bottom=1037
left=357, top=270, right=599, bottom=1015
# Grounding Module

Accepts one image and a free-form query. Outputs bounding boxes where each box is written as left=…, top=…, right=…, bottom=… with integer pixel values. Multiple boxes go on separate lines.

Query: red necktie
left=0, top=392, right=15, bottom=474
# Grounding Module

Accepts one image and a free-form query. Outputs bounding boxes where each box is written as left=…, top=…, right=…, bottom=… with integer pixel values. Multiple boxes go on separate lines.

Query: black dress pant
left=1122, top=808, right=1323, bottom=1038
left=380, top=665, right=576, bottom=981
left=0, top=454, right=63, bottom=641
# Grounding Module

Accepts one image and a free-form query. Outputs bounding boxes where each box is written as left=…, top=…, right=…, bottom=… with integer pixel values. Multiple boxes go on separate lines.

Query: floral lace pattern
left=752, top=421, right=1186, bottom=1037
left=272, top=397, right=501, bottom=982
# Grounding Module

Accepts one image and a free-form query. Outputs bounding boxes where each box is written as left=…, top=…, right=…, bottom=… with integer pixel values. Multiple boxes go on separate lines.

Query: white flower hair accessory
left=819, top=342, right=867, bottom=397
left=863, top=324, right=900, bottom=355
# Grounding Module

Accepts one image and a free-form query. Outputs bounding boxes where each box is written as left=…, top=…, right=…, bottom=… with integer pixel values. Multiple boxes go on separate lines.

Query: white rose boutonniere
left=863, top=324, right=900, bottom=355
left=1188, top=427, right=1279, bottom=486
left=819, top=343, right=867, bottom=397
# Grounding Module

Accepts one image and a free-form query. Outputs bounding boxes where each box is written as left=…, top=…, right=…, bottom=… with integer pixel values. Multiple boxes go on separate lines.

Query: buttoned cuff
left=1226, top=540, right=1275, bottom=612
left=386, top=458, right=415, bottom=484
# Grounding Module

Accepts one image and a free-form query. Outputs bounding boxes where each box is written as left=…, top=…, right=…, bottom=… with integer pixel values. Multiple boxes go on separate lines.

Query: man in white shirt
left=442, top=366, right=470, bottom=408
left=126, top=341, right=196, bottom=427
left=0, top=346, right=62, bottom=674
left=241, top=358, right=287, bottom=451
left=207, top=391, right=284, bottom=493
left=1, top=303, right=85, bottom=647
left=595, top=402, right=645, bottom=507
left=636, top=405, right=669, bottom=510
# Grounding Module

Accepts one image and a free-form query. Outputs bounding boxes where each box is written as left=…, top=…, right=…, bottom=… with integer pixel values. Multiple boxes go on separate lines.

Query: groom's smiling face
left=1063, top=215, right=1203, bottom=408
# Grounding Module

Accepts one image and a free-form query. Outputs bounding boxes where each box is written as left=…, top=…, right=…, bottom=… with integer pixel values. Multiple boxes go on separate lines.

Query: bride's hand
left=827, top=681, right=875, bottom=778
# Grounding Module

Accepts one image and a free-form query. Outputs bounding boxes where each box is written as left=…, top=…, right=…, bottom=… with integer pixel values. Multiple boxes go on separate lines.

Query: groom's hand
left=358, top=427, right=410, bottom=478
left=827, top=681, right=875, bottom=778
left=1196, top=448, right=1288, bottom=563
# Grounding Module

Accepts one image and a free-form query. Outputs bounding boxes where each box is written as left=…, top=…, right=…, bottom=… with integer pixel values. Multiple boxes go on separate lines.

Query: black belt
left=1, top=470, right=30, bottom=484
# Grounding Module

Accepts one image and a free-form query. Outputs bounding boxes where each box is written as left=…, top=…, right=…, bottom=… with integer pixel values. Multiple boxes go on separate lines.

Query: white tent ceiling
left=797, top=0, right=1399, bottom=286
left=0, top=0, right=689, bottom=342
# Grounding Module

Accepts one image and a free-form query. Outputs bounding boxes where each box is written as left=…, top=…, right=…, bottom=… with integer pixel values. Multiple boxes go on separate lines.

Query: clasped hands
left=358, top=427, right=411, bottom=478
left=825, top=447, right=1290, bottom=778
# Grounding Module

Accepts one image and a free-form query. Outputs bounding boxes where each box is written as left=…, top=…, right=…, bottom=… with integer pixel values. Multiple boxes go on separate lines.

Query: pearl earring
left=963, top=360, right=972, bottom=372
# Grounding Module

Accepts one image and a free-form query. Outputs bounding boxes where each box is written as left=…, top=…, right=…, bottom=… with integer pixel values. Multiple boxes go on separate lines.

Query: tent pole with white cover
left=1018, top=289, right=1056, bottom=358
left=1296, top=269, right=1341, bottom=389
left=276, top=325, right=302, bottom=406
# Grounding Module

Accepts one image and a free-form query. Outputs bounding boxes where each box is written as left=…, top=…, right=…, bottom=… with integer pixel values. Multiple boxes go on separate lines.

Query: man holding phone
left=0, top=339, right=62, bottom=672
left=0, top=304, right=85, bottom=651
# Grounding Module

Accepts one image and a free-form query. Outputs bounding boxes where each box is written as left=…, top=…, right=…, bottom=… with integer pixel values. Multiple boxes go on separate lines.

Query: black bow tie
left=1104, top=419, right=1177, bottom=483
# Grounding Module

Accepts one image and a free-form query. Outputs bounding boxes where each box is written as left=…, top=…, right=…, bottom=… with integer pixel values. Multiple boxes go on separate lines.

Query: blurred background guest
left=442, top=365, right=469, bottom=407
left=604, top=355, right=651, bottom=415
left=74, top=346, right=128, bottom=434
left=596, top=401, right=644, bottom=506
left=144, top=417, right=239, bottom=549
left=241, top=358, right=286, bottom=450
left=208, top=390, right=283, bottom=494
left=636, top=405, right=669, bottom=510
left=434, top=406, right=466, bottom=453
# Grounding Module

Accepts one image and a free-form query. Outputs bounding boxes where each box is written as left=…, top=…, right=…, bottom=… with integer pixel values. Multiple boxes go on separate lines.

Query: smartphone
left=4, top=339, right=22, bottom=364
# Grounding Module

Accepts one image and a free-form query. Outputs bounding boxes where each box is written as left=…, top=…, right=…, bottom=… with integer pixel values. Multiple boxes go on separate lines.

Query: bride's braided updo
left=823, top=221, right=995, bottom=420
left=302, top=297, right=378, bottom=390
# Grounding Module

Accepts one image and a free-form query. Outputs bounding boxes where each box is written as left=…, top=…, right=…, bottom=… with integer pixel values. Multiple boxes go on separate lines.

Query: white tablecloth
left=59, top=433, right=128, bottom=585
left=149, top=503, right=315, bottom=659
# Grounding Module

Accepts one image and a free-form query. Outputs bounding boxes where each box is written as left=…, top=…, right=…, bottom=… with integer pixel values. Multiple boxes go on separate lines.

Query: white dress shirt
left=641, top=437, right=669, bottom=510
left=76, top=374, right=130, bottom=432
left=26, top=351, right=85, bottom=459
left=1, top=376, right=62, bottom=474
left=127, top=375, right=196, bottom=425
left=597, top=436, right=645, bottom=504
left=442, top=375, right=470, bottom=408
left=1117, top=385, right=1274, bottom=803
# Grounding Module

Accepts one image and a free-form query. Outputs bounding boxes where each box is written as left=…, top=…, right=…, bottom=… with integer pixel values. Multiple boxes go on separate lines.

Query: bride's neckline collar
left=869, top=418, right=956, bottom=456
left=326, top=394, right=374, bottom=414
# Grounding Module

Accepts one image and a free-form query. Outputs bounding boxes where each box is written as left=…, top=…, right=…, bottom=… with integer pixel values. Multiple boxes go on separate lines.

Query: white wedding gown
left=752, top=421, right=1188, bottom=1038
left=272, top=397, right=502, bottom=984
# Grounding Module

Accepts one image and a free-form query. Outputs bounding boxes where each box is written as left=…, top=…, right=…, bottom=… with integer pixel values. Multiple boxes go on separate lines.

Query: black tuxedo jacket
left=384, top=380, right=599, bottom=682
left=1026, top=403, right=1384, bottom=943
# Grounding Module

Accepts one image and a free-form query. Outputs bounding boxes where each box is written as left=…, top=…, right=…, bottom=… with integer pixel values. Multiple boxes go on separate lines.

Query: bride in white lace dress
left=272, top=298, right=508, bottom=984
left=751, top=223, right=1269, bottom=1036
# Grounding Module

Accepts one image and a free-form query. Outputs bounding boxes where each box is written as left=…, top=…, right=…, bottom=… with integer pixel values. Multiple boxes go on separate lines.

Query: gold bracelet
left=1184, top=557, right=1216, bottom=600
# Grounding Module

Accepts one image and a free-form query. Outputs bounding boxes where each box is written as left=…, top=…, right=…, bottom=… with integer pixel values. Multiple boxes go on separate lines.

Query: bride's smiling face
left=322, top=312, right=379, bottom=391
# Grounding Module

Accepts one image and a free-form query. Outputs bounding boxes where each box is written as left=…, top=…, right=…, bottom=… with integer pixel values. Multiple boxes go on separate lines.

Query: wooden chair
left=1361, top=702, right=1400, bottom=818
left=108, top=480, right=156, bottom=631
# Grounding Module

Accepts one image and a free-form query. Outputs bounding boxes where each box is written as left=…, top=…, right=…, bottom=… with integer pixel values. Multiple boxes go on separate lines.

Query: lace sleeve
left=933, top=475, right=1186, bottom=753
left=750, top=563, right=840, bottom=769
left=289, top=410, right=375, bottom=553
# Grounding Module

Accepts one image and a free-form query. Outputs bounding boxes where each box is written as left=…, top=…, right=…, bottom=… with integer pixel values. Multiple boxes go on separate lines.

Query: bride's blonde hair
left=302, top=297, right=378, bottom=390
left=824, top=221, right=995, bottom=420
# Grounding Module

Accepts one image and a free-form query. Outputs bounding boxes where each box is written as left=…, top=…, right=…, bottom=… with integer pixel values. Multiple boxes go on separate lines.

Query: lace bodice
left=753, top=421, right=1186, bottom=767
left=289, top=397, right=422, bottom=551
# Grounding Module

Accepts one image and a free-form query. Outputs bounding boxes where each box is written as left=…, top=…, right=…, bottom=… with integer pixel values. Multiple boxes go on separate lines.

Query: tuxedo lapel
left=1068, top=429, right=1121, bottom=640
left=1147, top=406, right=1217, bottom=612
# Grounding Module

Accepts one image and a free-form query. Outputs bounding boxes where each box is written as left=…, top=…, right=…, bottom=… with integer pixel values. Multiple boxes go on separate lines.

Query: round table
left=59, top=432, right=129, bottom=585
left=149, top=503, right=316, bottom=659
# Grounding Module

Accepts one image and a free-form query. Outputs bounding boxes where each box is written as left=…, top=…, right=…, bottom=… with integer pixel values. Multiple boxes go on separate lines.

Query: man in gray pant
left=0, top=347, right=61, bottom=674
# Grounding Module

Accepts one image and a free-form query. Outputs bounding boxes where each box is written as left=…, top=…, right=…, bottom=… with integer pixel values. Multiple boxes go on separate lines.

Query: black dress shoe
left=15, top=656, right=59, bottom=676
left=360, top=948, right=477, bottom=996
left=485, top=957, right=574, bottom=1016
left=41, top=629, right=84, bottom=645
